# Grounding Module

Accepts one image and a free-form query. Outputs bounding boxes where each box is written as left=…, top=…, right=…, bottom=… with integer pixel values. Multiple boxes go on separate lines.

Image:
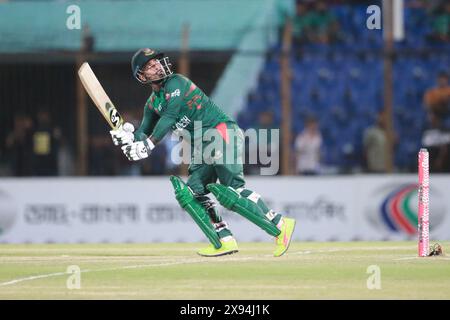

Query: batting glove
left=110, top=122, right=135, bottom=146
left=121, top=138, right=155, bottom=161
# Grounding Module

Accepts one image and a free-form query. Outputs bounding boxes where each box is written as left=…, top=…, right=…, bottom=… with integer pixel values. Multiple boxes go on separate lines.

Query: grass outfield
left=0, top=241, right=449, bottom=299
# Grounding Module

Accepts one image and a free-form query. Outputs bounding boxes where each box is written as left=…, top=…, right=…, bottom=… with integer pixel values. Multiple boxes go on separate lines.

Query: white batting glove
left=121, top=138, right=155, bottom=161
left=110, top=122, right=135, bottom=146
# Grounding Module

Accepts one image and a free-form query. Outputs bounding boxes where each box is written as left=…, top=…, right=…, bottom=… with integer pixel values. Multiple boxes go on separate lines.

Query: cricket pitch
left=0, top=242, right=449, bottom=299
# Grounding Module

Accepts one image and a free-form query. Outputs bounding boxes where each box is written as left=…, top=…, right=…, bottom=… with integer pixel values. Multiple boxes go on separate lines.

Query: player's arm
left=122, top=105, right=180, bottom=161
left=134, top=103, right=160, bottom=141
left=149, top=81, right=183, bottom=145
left=122, top=80, right=183, bottom=161
left=148, top=112, right=178, bottom=145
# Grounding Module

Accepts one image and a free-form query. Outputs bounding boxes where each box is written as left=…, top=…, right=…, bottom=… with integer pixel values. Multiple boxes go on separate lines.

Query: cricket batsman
left=110, top=48, right=296, bottom=257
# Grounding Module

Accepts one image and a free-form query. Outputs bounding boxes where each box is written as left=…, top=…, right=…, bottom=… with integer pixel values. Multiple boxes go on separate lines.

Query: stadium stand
left=238, top=3, right=450, bottom=173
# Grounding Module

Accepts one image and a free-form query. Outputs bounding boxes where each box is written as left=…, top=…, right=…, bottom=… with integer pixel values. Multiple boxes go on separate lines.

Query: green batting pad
left=207, top=183, right=280, bottom=237
left=170, top=176, right=222, bottom=249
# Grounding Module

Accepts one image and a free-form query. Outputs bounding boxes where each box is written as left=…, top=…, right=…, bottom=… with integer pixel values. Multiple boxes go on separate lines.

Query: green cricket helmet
left=131, top=48, right=173, bottom=84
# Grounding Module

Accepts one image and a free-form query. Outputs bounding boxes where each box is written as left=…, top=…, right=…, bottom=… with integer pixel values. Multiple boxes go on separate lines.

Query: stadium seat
left=238, top=4, right=445, bottom=172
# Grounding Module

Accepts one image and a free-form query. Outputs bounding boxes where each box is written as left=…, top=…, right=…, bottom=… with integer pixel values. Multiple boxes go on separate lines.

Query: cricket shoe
left=273, top=217, right=296, bottom=257
left=197, top=237, right=239, bottom=257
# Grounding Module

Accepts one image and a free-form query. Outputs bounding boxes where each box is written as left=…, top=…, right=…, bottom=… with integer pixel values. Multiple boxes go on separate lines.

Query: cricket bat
left=78, top=62, right=124, bottom=130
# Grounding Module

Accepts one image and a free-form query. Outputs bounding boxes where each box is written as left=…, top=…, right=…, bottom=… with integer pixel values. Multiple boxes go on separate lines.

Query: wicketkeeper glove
left=110, top=122, right=135, bottom=146
left=121, top=138, right=155, bottom=161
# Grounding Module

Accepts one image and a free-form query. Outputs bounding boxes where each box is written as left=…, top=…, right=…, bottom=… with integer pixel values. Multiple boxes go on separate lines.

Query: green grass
left=0, top=242, right=449, bottom=299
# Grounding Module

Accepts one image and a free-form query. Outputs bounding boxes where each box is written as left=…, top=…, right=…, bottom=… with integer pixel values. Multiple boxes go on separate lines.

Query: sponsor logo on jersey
left=174, top=115, right=191, bottom=131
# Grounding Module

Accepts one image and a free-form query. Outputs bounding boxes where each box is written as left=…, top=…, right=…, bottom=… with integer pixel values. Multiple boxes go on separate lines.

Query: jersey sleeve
left=134, top=100, right=160, bottom=141
left=150, top=76, right=185, bottom=142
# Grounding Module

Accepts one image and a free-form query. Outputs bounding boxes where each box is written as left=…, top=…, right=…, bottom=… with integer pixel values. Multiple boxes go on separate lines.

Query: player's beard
left=146, top=62, right=166, bottom=82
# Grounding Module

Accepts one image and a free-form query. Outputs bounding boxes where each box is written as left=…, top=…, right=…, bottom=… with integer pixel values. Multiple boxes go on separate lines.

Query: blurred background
left=0, top=0, right=449, bottom=243
left=0, top=0, right=449, bottom=177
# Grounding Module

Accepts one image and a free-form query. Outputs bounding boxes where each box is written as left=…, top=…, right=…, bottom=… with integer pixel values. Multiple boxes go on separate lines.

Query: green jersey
left=134, top=74, right=234, bottom=143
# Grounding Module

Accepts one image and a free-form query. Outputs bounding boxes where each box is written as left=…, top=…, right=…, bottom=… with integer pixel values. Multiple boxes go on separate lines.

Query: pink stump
left=418, top=148, right=430, bottom=257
